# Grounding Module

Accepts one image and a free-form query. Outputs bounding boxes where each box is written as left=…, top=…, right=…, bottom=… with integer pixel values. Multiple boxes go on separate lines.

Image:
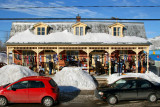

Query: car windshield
left=3, top=83, right=10, bottom=88
left=111, top=79, right=127, bottom=89
left=49, top=79, right=57, bottom=87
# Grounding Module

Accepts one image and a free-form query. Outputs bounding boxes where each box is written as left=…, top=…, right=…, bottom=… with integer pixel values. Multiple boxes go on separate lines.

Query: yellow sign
left=153, top=51, right=155, bottom=55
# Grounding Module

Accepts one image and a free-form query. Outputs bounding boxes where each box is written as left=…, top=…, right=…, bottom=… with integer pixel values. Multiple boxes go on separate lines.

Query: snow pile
left=52, top=67, right=97, bottom=92
left=0, top=53, right=12, bottom=64
left=0, top=65, right=38, bottom=86
left=7, top=29, right=148, bottom=44
left=107, top=71, right=160, bottom=85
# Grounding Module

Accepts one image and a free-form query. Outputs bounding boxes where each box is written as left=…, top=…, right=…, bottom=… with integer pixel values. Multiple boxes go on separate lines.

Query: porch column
left=12, top=50, right=14, bottom=64
left=108, top=48, right=111, bottom=76
left=136, top=48, right=138, bottom=73
left=57, top=47, right=59, bottom=72
left=147, top=47, right=149, bottom=73
left=37, top=47, right=39, bottom=72
left=87, top=47, right=89, bottom=72
left=7, top=47, right=9, bottom=64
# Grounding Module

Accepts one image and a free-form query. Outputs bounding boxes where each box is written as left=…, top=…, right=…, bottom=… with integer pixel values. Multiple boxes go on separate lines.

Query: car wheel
left=107, top=95, right=117, bottom=105
left=0, top=96, right=8, bottom=106
left=42, top=97, right=54, bottom=107
left=148, top=94, right=157, bottom=102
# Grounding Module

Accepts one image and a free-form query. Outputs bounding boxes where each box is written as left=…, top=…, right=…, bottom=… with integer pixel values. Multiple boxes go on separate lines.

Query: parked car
left=97, top=77, right=160, bottom=105
left=0, top=76, right=59, bottom=107
left=149, top=58, right=155, bottom=65
left=0, top=62, right=7, bottom=68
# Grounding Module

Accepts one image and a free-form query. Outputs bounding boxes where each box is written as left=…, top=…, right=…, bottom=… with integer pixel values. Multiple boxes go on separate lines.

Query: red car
left=0, top=76, right=59, bottom=107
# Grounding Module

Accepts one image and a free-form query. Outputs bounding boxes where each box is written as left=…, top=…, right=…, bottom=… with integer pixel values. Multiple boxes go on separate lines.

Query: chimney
left=76, top=14, right=81, bottom=22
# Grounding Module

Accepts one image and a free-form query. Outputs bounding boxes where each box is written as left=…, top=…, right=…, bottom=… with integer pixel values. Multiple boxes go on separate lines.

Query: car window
left=11, top=81, right=28, bottom=89
left=138, top=80, right=151, bottom=88
left=121, top=80, right=136, bottom=89
left=112, top=79, right=127, bottom=89
left=29, top=81, right=45, bottom=88
left=49, top=79, right=57, bottom=87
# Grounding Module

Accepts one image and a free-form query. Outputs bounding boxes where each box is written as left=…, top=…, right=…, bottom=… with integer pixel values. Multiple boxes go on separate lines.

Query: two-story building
left=6, top=15, right=150, bottom=75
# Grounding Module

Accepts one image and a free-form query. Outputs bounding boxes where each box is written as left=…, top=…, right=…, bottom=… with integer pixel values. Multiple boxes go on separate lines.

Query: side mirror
left=12, top=88, right=16, bottom=91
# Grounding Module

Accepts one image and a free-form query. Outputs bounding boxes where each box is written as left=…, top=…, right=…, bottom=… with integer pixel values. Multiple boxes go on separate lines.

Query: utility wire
left=0, top=18, right=160, bottom=21
left=1, top=5, right=160, bottom=9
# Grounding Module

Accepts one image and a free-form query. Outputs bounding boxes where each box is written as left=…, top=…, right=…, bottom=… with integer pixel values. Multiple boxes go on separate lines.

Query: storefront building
left=6, top=15, right=150, bottom=75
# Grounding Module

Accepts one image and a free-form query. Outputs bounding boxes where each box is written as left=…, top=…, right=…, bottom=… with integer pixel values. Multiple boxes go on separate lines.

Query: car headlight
left=98, top=91, right=104, bottom=96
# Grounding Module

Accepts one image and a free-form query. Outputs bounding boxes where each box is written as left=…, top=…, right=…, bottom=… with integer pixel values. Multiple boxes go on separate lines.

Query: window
left=113, top=27, right=121, bottom=36
left=138, top=80, right=151, bottom=88
left=29, top=81, right=45, bottom=88
left=37, top=27, right=45, bottom=35
left=11, top=81, right=28, bottom=89
left=49, top=79, right=57, bottom=87
left=121, top=80, right=136, bottom=89
left=75, top=27, right=84, bottom=36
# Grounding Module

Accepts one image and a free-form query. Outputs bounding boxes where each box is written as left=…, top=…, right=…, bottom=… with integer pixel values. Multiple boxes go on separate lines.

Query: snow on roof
left=107, top=71, right=160, bottom=85
left=0, top=53, right=12, bottom=64
left=52, top=67, right=97, bottom=92
left=7, top=29, right=148, bottom=45
left=148, top=37, right=160, bottom=50
left=0, top=65, right=38, bottom=86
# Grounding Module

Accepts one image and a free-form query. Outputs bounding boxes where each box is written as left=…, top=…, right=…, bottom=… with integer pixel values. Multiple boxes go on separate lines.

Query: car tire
left=107, top=95, right=118, bottom=105
left=148, top=94, right=157, bottom=102
left=0, top=96, right=8, bottom=106
left=42, top=97, right=54, bottom=107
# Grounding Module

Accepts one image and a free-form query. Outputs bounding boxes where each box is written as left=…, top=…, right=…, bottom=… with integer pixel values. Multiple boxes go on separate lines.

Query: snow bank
left=7, top=29, right=148, bottom=44
left=0, top=65, right=38, bottom=86
left=52, top=67, right=97, bottom=92
left=0, top=53, right=12, bottom=64
left=107, top=71, right=160, bottom=85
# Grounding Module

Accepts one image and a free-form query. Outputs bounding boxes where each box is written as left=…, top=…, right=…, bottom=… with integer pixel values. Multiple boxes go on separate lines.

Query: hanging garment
left=40, top=55, right=42, bottom=62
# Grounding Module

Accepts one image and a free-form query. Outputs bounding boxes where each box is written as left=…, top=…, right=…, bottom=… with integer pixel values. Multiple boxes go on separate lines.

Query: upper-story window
left=72, top=22, right=87, bottom=36
left=33, top=22, right=49, bottom=35
left=37, top=27, right=45, bottom=35
left=109, top=22, right=125, bottom=37
left=76, top=26, right=84, bottom=36
left=113, top=27, right=121, bottom=36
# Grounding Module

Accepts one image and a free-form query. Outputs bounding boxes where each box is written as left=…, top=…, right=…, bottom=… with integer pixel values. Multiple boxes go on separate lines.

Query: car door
left=28, top=80, right=45, bottom=103
left=5, top=81, right=29, bottom=103
left=119, top=80, right=137, bottom=100
left=137, top=80, right=155, bottom=99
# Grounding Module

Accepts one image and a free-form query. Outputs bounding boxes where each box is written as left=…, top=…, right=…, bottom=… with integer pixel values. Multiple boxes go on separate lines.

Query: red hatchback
left=0, top=76, right=59, bottom=107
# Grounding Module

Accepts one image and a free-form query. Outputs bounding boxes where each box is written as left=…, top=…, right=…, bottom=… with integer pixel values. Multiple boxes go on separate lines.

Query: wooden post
left=7, top=47, right=9, bottom=64
left=147, top=47, right=149, bottom=73
left=12, top=50, right=14, bottom=64
left=87, top=47, right=90, bottom=73
left=37, top=47, right=39, bottom=72
left=136, top=47, right=138, bottom=73
left=57, top=46, right=59, bottom=72
left=109, top=48, right=111, bottom=76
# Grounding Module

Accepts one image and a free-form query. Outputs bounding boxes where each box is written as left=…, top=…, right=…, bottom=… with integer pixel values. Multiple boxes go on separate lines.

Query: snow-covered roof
left=10, top=21, right=147, bottom=39
left=148, top=36, right=160, bottom=50
left=7, top=29, right=149, bottom=45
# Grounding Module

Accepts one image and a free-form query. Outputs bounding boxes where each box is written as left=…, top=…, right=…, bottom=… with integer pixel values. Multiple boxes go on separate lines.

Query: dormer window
left=113, top=27, right=121, bottom=36
left=37, top=27, right=45, bottom=35
left=33, top=22, right=49, bottom=35
left=72, top=15, right=87, bottom=36
left=109, top=22, right=125, bottom=37
left=76, top=27, right=83, bottom=35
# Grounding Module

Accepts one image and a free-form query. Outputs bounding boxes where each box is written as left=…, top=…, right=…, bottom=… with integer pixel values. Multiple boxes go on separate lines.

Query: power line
left=0, top=18, right=160, bottom=21
left=1, top=5, right=160, bottom=9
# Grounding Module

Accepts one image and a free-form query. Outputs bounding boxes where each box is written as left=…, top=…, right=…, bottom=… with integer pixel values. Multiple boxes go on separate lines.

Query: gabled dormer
left=72, top=15, right=87, bottom=36
left=109, top=22, right=125, bottom=37
left=33, top=22, right=49, bottom=35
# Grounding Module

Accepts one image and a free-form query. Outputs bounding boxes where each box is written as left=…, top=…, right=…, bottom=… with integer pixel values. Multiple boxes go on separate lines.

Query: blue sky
left=0, top=0, right=160, bottom=42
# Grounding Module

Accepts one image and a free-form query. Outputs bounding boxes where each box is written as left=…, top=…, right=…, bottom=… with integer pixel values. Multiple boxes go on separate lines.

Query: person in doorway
left=53, top=61, right=56, bottom=74
left=96, top=59, right=102, bottom=75
left=49, top=60, right=53, bottom=75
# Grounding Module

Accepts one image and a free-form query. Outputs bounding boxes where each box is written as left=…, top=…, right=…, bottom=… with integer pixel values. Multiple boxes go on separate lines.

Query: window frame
left=37, top=27, right=46, bottom=35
